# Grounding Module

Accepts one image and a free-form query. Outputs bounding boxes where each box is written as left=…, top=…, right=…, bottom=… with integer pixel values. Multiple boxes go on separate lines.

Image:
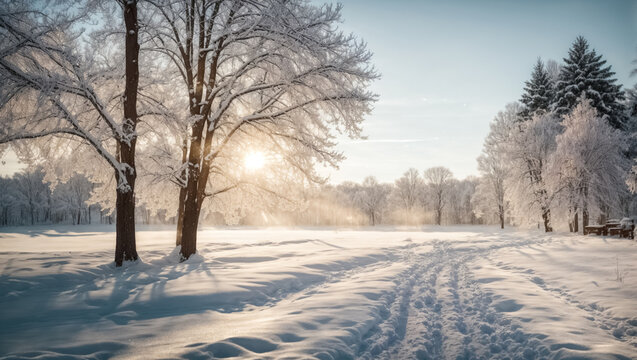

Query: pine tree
left=519, top=59, right=554, bottom=121
left=552, top=36, right=626, bottom=129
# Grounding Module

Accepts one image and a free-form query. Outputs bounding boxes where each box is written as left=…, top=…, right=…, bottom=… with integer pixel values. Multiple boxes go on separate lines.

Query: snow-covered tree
left=0, top=176, right=18, bottom=226
left=445, top=178, right=478, bottom=225
left=519, top=59, right=554, bottom=121
left=354, top=177, right=391, bottom=226
left=394, top=168, right=424, bottom=211
left=0, top=1, right=146, bottom=265
left=54, top=174, right=93, bottom=225
left=625, top=61, right=637, bottom=191
left=476, top=104, right=516, bottom=228
left=552, top=36, right=626, bottom=129
left=628, top=83, right=637, bottom=119
left=13, top=168, right=49, bottom=225
left=141, top=0, right=377, bottom=259
left=471, top=179, right=499, bottom=225
left=506, top=105, right=559, bottom=231
left=423, top=166, right=453, bottom=225
left=551, top=98, right=630, bottom=231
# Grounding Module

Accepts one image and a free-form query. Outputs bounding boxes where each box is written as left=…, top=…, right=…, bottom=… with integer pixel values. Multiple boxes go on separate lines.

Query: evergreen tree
left=552, top=36, right=626, bottom=129
left=519, top=59, right=554, bottom=120
left=627, top=59, right=636, bottom=117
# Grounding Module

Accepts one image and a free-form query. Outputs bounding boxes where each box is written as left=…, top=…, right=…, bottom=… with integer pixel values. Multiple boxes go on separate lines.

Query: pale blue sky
left=1, top=0, right=636, bottom=183
left=320, top=0, right=637, bottom=183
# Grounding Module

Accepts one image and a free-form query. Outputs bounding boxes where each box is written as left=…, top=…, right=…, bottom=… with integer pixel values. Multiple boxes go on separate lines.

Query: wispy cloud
left=345, top=138, right=439, bottom=144
left=377, top=97, right=469, bottom=108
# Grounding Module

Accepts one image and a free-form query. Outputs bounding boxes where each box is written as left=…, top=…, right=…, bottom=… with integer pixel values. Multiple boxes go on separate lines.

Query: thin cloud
left=346, top=138, right=439, bottom=144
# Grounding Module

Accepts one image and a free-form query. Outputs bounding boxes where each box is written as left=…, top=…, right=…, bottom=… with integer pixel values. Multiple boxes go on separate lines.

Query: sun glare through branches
left=244, top=151, right=266, bottom=171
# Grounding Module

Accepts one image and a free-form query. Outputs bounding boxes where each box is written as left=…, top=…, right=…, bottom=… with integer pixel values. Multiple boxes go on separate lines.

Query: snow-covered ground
left=1, top=225, right=636, bottom=359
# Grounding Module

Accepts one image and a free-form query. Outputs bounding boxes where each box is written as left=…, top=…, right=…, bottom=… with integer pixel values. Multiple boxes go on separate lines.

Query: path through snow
left=0, top=226, right=636, bottom=359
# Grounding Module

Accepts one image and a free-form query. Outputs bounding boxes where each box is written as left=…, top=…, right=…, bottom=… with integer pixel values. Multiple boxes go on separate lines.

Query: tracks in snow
left=184, top=235, right=635, bottom=359
left=490, top=260, right=637, bottom=349
left=357, top=240, right=551, bottom=360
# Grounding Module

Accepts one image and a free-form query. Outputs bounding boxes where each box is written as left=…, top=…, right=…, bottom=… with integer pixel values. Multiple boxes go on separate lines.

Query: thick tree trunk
left=178, top=100, right=206, bottom=260
left=179, top=181, right=202, bottom=260
left=114, top=0, right=140, bottom=267
left=171, top=4, right=223, bottom=259
left=115, top=185, right=138, bottom=266
left=573, top=210, right=579, bottom=233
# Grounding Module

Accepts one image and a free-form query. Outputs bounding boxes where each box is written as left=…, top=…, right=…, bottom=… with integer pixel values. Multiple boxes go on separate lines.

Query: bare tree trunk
left=176, top=140, right=188, bottom=246
left=573, top=209, right=578, bottom=233
left=179, top=122, right=205, bottom=260
left=29, top=201, right=35, bottom=225
left=115, top=185, right=138, bottom=266
left=180, top=184, right=202, bottom=260
left=542, top=206, right=553, bottom=232
left=499, top=204, right=504, bottom=229
left=114, top=0, right=140, bottom=267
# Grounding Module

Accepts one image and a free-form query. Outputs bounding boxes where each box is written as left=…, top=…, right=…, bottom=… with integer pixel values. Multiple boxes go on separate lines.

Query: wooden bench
left=583, top=225, right=605, bottom=235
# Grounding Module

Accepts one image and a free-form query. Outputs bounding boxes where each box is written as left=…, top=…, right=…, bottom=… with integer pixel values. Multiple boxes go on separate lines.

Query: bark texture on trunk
left=115, top=185, right=138, bottom=266
left=172, top=4, right=227, bottom=260
left=114, top=0, right=140, bottom=267
left=179, top=184, right=202, bottom=260
left=175, top=140, right=188, bottom=246
left=178, top=120, right=205, bottom=260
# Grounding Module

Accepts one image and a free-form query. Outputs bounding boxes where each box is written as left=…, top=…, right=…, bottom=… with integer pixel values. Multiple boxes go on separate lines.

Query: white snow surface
left=1, top=225, right=636, bottom=359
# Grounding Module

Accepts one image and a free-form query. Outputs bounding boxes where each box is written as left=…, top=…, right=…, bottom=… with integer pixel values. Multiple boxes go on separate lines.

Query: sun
left=244, top=151, right=266, bottom=171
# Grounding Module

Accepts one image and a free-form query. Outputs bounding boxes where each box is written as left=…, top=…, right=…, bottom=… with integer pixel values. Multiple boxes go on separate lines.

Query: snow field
left=0, top=226, right=636, bottom=359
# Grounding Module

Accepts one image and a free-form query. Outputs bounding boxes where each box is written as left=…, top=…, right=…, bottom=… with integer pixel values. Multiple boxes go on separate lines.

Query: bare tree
left=394, top=168, right=424, bottom=212
left=355, top=177, right=390, bottom=226
left=55, top=174, right=93, bottom=225
left=0, top=1, right=143, bottom=265
left=13, top=168, right=47, bottom=225
left=423, top=166, right=453, bottom=225
left=476, top=107, right=514, bottom=229
left=142, top=0, right=377, bottom=259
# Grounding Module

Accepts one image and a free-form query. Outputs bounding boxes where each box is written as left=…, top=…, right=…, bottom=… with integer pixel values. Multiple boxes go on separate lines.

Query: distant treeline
left=0, top=165, right=482, bottom=227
